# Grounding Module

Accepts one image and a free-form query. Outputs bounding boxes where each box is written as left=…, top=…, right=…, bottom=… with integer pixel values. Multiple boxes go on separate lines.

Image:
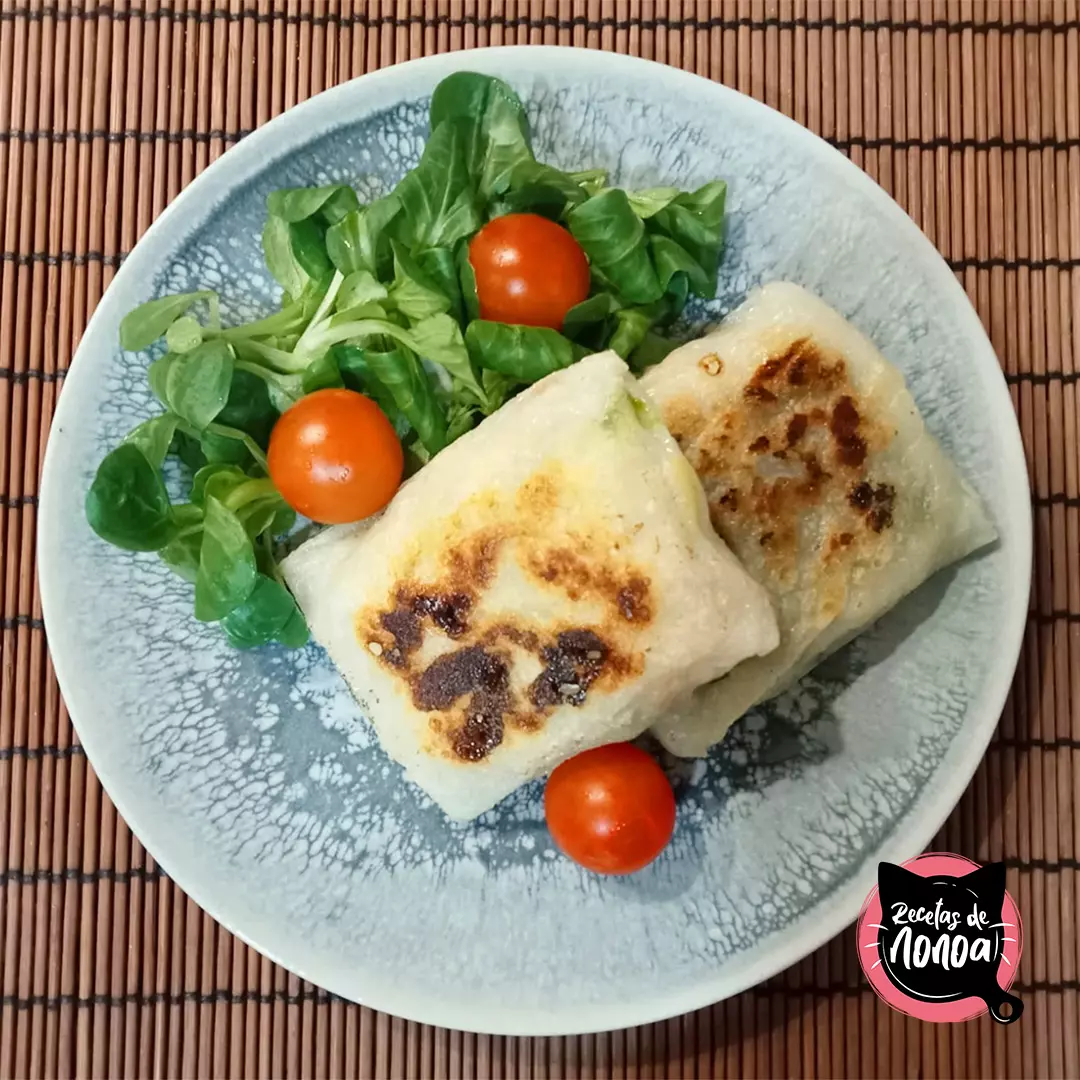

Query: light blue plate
left=39, top=48, right=1030, bottom=1035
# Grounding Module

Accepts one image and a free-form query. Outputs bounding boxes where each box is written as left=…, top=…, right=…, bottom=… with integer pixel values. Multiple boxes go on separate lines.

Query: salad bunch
left=86, top=72, right=727, bottom=648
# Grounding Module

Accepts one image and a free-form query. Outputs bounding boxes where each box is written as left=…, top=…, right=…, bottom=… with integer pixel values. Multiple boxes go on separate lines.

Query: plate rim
left=38, top=44, right=1033, bottom=1036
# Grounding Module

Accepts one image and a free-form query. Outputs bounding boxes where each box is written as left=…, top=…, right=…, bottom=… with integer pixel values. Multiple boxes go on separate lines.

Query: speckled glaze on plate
left=39, top=48, right=1030, bottom=1036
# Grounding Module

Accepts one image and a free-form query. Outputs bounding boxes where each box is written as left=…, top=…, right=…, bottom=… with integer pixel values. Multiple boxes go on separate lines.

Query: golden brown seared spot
left=515, top=467, right=561, bottom=518
left=377, top=589, right=474, bottom=667
left=355, top=463, right=650, bottom=764
left=661, top=335, right=897, bottom=586
left=829, top=396, right=867, bottom=468
left=616, top=578, right=651, bottom=622
left=531, top=629, right=615, bottom=709
left=414, top=645, right=510, bottom=763
left=661, top=395, right=710, bottom=446
left=786, top=413, right=809, bottom=447
left=741, top=338, right=843, bottom=403
left=521, top=544, right=654, bottom=625
left=825, top=531, right=856, bottom=559
left=848, top=481, right=897, bottom=533
left=443, top=527, right=504, bottom=594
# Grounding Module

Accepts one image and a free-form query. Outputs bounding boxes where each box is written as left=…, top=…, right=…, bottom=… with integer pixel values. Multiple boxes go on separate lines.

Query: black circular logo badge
left=858, top=854, right=1023, bottom=1024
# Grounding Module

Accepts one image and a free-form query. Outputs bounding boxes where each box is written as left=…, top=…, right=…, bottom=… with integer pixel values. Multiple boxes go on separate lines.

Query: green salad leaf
left=627, top=330, right=681, bottom=372
left=498, top=163, right=585, bottom=218
left=647, top=180, right=727, bottom=293
left=124, top=414, right=179, bottom=468
left=267, top=184, right=360, bottom=224
left=465, top=321, right=578, bottom=383
left=120, top=291, right=215, bottom=351
left=159, top=526, right=204, bottom=583
left=609, top=304, right=665, bottom=360
left=215, top=368, right=279, bottom=447
left=561, top=291, right=622, bottom=350
left=359, top=344, right=448, bottom=455
left=457, top=241, right=480, bottom=321
left=262, top=215, right=310, bottom=298
left=649, top=233, right=710, bottom=301
left=194, top=495, right=258, bottom=622
left=223, top=573, right=307, bottom=648
left=429, top=71, right=532, bottom=200
left=569, top=189, right=664, bottom=304
left=325, top=195, right=401, bottom=279
left=287, top=218, right=333, bottom=281
left=624, top=186, right=681, bottom=218
left=86, top=443, right=178, bottom=552
left=276, top=604, right=311, bottom=648
left=388, top=242, right=453, bottom=322
left=166, top=315, right=204, bottom=354
left=415, top=246, right=464, bottom=324
left=160, top=340, right=235, bottom=431
left=392, top=120, right=484, bottom=250
left=337, top=269, right=388, bottom=310
left=408, top=312, right=484, bottom=403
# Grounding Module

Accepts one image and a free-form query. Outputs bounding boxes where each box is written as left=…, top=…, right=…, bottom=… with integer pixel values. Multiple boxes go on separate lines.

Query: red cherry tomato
left=268, top=388, right=403, bottom=525
left=544, top=742, right=676, bottom=875
left=468, top=212, right=591, bottom=330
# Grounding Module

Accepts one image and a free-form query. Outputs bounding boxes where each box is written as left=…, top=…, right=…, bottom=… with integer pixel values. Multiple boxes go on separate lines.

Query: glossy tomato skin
left=469, top=212, right=590, bottom=330
left=544, top=742, right=676, bottom=875
left=268, top=388, right=403, bottom=525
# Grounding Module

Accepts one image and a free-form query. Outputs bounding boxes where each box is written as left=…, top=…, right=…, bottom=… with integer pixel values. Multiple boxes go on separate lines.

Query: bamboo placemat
left=1, top=1, right=1077, bottom=1077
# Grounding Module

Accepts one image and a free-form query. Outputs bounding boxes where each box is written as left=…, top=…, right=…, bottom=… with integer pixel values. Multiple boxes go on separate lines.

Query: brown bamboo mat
left=0, top=0, right=1077, bottom=1077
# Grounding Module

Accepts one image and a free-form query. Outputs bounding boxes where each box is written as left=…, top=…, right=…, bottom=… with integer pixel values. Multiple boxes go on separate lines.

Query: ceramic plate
left=39, top=48, right=1030, bottom=1036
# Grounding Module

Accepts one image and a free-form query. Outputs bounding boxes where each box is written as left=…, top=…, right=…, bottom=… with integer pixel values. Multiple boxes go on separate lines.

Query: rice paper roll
left=640, top=282, right=996, bottom=758
left=283, top=351, right=778, bottom=820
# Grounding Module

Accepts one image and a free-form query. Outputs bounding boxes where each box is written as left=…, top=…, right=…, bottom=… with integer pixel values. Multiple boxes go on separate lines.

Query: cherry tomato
left=268, top=388, right=403, bottom=525
left=544, top=742, right=676, bottom=875
left=468, top=212, right=590, bottom=330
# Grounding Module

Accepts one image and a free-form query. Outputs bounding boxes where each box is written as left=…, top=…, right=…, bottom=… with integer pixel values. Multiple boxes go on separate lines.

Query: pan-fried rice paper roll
left=640, top=282, right=996, bottom=758
left=283, top=351, right=778, bottom=820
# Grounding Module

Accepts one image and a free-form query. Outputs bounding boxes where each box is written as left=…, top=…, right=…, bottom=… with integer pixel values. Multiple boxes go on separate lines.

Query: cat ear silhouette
left=877, top=861, right=922, bottom=899
left=959, top=861, right=1006, bottom=910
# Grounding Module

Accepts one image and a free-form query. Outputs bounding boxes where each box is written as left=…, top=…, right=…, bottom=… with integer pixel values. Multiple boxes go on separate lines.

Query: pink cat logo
left=857, top=853, right=1023, bottom=1024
